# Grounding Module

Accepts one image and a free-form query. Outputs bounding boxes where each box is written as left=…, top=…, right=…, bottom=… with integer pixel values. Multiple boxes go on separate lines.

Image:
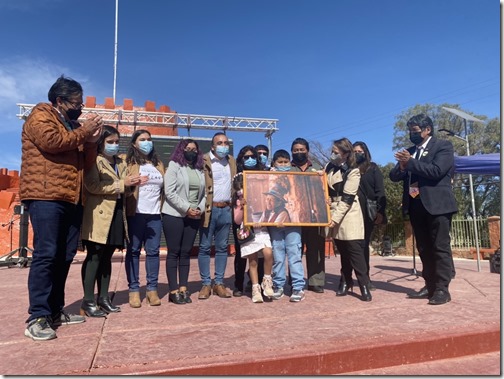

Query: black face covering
left=66, top=108, right=82, bottom=121
left=409, top=132, right=424, bottom=145
left=292, top=152, right=307, bottom=164
left=355, top=152, right=366, bottom=164
left=184, top=151, right=198, bottom=162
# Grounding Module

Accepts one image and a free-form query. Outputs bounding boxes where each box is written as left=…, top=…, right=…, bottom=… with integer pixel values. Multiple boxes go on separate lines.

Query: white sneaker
left=252, top=284, right=264, bottom=303
left=261, top=276, right=274, bottom=298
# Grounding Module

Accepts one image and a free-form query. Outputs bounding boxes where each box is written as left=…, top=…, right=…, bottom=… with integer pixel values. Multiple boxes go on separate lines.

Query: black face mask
left=183, top=151, right=198, bottom=162
left=355, top=152, right=366, bottom=164
left=292, top=152, right=307, bottom=164
left=409, top=132, right=424, bottom=145
left=66, top=108, right=82, bottom=121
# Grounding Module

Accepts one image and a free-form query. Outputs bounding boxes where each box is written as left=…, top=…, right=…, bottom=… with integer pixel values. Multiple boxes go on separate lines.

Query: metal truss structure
left=16, top=103, right=279, bottom=142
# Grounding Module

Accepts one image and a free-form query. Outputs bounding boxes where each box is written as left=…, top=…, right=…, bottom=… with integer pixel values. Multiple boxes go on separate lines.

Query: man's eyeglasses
left=65, top=99, right=84, bottom=109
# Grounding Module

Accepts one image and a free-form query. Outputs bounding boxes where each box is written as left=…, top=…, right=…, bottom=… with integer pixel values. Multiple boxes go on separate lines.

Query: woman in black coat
left=353, top=141, right=387, bottom=290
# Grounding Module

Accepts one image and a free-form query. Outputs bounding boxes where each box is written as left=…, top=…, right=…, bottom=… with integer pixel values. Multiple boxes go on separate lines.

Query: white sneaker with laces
left=252, top=284, right=264, bottom=303
left=261, top=276, right=274, bottom=298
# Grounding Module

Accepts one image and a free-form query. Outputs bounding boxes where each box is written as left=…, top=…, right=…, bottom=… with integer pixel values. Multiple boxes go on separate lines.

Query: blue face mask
left=138, top=140, right=153, bottom=155
left=103, top=142, right=119, bottom=156
left=244, top=157, right=257, bottom=168
left=276, top=165, right=291, bottom=172
left=215, top=145, right=229, bottom=158
left=259, top=154, right=268, bottom=165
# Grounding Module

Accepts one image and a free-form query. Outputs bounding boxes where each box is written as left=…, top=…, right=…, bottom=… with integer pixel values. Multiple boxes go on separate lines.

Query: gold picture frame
left=242, top=171, right=330, bottom=227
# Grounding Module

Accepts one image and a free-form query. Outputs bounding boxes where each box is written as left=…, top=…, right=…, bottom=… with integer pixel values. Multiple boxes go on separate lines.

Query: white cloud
left=0, top=56, right=90, bottom=132
left=0, top=55, right=90, bottom=170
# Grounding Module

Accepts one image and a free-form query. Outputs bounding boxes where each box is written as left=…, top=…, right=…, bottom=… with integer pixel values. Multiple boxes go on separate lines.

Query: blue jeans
left=198, top=206, right=231, bottom=286
left=269, top=226, right=305, bottom=291
left=25, top=200, right=82, bottom=322
left=126, top=213, right=162, bottom=292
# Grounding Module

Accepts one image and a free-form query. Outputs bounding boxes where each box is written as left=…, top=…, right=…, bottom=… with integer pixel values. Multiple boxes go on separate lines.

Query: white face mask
left=104, top=142, right=120, bottom=156
left=138, top=140, right=153, bottom=155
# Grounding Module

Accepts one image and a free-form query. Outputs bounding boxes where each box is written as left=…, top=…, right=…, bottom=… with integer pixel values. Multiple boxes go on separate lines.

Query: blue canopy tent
left=454, top=153, right=501, bottom=176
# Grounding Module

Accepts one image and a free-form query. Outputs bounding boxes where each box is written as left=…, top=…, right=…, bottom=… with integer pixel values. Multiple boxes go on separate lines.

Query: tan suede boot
left=146, top=290, right=161, bottom=306
left=129, top=292, right=141, bottom=308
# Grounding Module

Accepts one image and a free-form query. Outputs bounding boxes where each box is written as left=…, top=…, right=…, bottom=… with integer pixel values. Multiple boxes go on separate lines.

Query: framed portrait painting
left=242, top=171, right=330, bottom=227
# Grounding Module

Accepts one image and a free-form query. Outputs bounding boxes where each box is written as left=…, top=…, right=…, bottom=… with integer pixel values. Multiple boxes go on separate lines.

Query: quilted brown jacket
left=19, top=103, right=97, bottom=205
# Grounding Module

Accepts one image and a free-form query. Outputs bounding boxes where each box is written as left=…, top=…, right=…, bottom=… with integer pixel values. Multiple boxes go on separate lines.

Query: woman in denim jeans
left=125, top=130, right=165, bottom=308
left=267, top=149, right=306, bottom=303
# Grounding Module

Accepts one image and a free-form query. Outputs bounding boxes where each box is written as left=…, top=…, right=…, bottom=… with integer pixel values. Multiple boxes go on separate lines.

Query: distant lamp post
left=439, top=107, right=485, bottom=272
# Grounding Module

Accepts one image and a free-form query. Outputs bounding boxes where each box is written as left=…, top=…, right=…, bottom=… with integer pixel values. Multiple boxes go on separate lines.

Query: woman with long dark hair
left=125, top=130, right=165, bottom=308
left=81, top=125, right=140, bottom=316
left=232, top=145, right=265, bottom=297
left=353, top=141, right=387, bottom=290
left=326, top=138, right=371, bottom=301
left=161, top=139, right=206, bottom=304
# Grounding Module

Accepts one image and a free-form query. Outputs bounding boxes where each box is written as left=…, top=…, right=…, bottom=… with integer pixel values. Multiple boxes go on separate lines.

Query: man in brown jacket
left=20, top=75, right=103, bottom=341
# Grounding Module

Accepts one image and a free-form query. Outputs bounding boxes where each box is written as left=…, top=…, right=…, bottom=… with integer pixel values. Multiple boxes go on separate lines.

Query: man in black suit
left=390, top=113, right=458, bottom=305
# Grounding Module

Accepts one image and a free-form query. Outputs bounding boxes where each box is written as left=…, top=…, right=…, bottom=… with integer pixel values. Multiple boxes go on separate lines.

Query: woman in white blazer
left=325, top=137, right=371, bottom=302
left=161, top=139, right=206, bottom=304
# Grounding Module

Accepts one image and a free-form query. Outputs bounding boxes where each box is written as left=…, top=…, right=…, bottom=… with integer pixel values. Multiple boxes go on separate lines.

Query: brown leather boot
left=146, top=290, right=161, bottom=306
left=198, top=285, right=212, bottom=300
left=212, top=284, right=231, bottom=298
left=129, top=292, right=141, bottom=308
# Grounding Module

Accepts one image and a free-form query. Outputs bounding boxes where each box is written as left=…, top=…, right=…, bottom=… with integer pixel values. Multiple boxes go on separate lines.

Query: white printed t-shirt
left=137, top=163, right=163, bottom=214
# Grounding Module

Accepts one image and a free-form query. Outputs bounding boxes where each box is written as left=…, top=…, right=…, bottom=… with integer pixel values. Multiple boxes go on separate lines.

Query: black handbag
left=365, top=198, right=378, bottom=222
left=359, top=183, right=378, bottom=222
left=236, top=222, right=255, bottom=245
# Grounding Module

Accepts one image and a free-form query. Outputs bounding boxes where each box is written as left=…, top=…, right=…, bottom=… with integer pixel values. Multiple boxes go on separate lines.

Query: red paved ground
left=0, top=252, right=500, bottom=375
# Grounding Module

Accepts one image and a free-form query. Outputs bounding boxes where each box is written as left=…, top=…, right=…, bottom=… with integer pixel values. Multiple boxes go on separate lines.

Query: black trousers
left=163, top=214, right=199, bottom=291
left=334, top=239, right=369, bottom=287
left=363, top=220, right=375, bottom=277
left=409, top=198, right=453, bottom=293
left=81, top=242, right=116, bottom=300
left=302, top=226, right=326, bottom=286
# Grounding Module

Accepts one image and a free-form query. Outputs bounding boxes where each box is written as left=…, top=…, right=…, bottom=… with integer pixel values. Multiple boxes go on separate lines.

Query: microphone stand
left=0, top=204, right=33, bottom=268
left=387, top=225, right=421, bottom=282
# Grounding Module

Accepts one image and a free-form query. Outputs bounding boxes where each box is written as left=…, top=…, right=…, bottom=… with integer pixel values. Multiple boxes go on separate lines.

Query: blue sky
left=0, top=0, right=500, bottom=170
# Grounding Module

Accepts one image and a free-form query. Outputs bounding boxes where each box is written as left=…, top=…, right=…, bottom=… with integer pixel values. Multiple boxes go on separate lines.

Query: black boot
left=80, top=299, right=107, bottom=317
left=168, top=292, right=186, bottom=305
left=97, top=296, right=121, bottom=313
left=359, top=283, right=372, bottom=302
left=336, top=279, right=353, bottom=296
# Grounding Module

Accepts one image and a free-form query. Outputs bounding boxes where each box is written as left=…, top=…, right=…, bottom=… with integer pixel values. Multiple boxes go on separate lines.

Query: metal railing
left=371, top=218, right=490, bottom=250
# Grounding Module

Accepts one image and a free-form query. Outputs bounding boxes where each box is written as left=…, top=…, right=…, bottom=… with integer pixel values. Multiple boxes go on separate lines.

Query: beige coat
left=326, top=166, right=364, bottom=241
left=81, top=155, right=129, bottom=244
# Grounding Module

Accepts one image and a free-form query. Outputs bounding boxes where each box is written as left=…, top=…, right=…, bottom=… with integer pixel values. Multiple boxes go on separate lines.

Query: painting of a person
left=259, top=184, right=291, bottom=224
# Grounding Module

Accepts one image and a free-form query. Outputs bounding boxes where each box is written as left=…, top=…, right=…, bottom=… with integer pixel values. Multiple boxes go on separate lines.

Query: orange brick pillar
left=487, top=216, right=500, bottom=250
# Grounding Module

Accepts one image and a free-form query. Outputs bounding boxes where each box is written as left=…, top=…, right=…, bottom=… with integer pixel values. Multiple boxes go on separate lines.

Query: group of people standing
left=20, top=76, right=456, bottom=342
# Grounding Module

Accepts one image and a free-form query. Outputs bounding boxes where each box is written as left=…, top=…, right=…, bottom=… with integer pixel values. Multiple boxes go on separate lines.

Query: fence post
left=488, top=216, right=501, bottom=250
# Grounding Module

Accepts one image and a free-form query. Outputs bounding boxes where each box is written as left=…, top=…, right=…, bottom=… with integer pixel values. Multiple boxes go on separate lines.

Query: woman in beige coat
left=81, top=125, right=141, bottom=316
left=325, top=138, right=371, bottom=301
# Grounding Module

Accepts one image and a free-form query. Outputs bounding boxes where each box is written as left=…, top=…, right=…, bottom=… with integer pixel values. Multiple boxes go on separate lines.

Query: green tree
left=392, top=104, right=500, bottom=218
left=380, top=162, right=404, bottom=224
